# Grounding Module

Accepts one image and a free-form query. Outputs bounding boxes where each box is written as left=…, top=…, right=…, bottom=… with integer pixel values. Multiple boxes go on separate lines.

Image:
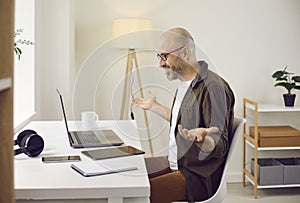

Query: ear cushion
left=20, top=134, right=44, bottom=157
left=15, top=129, right=37, bottom=146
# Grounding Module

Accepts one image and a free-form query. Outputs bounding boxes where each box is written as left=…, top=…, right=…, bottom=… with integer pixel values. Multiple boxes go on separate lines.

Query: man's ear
left=182, top=47, right=189, bottom=60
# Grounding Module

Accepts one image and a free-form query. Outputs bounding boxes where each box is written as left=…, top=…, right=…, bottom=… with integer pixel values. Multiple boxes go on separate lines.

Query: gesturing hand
left=132, top=91, right=156, bottom=110
left=178, top=125, right=219, bottom=153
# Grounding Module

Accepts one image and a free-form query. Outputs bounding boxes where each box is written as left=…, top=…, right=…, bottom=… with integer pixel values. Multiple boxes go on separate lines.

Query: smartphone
left=42, top=155, right=81, bottom=163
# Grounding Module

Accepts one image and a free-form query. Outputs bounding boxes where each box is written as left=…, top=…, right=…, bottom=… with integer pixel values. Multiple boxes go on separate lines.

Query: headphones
left=14, top=129, right=44, bottom=157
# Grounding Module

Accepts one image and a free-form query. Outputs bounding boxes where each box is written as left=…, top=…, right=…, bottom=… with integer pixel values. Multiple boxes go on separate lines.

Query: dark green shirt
left=172, top=61, right=235, bottom=201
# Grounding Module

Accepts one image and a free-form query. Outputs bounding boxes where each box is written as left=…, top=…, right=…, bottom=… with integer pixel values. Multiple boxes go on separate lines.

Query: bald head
left=168, top=27, right=194, bottom=43
left=158, top=27, right=196, bottom=55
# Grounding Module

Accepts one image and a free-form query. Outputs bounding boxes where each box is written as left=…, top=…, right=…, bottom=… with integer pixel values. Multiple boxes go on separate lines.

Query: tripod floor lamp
left=111, top=19, right=154, bottom=156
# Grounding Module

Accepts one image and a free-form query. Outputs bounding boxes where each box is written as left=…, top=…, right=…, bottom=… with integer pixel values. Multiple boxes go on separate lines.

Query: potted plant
left=272, top=66, right=300, bottom=107
left=14, top=28, right=34, bottom=60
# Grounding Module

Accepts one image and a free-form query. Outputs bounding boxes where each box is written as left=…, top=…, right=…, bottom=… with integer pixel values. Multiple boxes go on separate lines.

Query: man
left=132, top=27, right=235, bottom=202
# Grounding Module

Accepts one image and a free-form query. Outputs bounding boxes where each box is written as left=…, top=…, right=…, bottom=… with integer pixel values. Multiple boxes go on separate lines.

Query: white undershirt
left=168, top=80, right=192, bottom=170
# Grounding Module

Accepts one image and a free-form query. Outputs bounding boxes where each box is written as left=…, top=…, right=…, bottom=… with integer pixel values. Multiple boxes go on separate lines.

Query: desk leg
left=108, top=197, right=123, bottom=203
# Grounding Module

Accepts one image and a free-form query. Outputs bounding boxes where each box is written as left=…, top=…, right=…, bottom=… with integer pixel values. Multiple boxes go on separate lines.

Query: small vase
left=283, top=94, right=296, bottom=107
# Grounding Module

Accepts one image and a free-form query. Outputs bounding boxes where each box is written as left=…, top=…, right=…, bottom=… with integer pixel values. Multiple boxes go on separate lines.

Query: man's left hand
left=178, top=125, right=219, bottom=152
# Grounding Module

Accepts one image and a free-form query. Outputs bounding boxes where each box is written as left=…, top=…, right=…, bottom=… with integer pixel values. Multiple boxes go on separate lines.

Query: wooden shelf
left=245, top=175, right=300, bottom=189
left=246, top=140, right=300, bottom=151
left=0, top=77, right=12, bottom=91
left=243, top=98, right=300, bottom=199
left=246, top=103, right=300, bottom=112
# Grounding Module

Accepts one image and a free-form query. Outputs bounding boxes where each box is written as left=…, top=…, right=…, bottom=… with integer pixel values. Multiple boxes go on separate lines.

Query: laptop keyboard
left=74, top=131, right=102, bottom=145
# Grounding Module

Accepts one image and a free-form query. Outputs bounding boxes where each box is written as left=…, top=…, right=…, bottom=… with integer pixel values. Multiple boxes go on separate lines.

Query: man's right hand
left=132, top=91, right=171, bottom=122
left=132, top=91, right=157, bottom=111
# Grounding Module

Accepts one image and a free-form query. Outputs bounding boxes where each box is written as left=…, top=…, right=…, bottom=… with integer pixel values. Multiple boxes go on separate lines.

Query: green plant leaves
left=272, top=66, right=300, bottom=94
left=14, top=28, right=34, bottom=60
left=292, top=76, right=300, bottom=83
left=14, top=47, right=22, bottom=60
left=272, top=70, right=284, bottom=79
left=274, top=82, right=294, bottom=94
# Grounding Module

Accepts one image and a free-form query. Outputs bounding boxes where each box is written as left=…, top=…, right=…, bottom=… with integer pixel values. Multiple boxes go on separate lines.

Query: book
left=71, top=160, right=137, bottom=177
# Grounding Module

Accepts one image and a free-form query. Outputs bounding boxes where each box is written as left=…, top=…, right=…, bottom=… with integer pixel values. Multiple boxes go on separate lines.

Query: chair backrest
left=199, top=117, right=246, bottom=203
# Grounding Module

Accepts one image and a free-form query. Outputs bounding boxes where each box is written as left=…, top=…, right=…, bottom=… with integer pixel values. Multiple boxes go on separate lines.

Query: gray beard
left=167, top=71, right=179, bottom=80
left=167, top=65, right=184, bottom=81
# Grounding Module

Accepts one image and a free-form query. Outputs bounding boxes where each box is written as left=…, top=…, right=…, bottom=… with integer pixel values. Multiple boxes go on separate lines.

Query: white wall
left=35, top=0, right=75, bottom=121
left=36, top=0, right=300, bottom=182
left=14, top=0, right=35, bottom=128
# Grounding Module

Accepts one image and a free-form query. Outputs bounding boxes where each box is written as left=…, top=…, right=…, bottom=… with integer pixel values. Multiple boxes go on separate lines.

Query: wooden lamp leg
left=120, top=49, right=154, bottom=156
left=120, top=49, right=134, bottom=120
left=132, top=51, right=154, bottom=156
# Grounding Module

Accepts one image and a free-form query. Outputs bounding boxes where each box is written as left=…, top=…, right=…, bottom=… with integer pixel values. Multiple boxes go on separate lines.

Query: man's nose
left=160, top=60, right=167, bottom=67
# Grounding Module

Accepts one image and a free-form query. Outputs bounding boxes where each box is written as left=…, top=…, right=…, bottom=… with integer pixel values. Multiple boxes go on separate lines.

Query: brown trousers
left=145, top=156, right=187, bottom=203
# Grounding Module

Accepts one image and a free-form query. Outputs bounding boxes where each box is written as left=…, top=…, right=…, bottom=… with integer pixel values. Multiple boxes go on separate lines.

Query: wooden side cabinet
left=242, top=98, right=300, bottom=198
left=0, top=0, right=15, bottom=202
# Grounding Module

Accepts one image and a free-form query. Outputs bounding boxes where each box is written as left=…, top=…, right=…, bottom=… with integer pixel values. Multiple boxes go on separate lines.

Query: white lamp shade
left=111, top=19, right=153, bottom=49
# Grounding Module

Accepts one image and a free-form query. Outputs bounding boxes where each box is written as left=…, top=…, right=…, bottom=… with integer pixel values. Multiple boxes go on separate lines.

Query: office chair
left=173, top=117, right=246, bottom=203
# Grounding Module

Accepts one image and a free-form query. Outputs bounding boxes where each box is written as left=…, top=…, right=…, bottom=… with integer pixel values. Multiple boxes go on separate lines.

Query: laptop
left=56, top=89, right=124, bottom=148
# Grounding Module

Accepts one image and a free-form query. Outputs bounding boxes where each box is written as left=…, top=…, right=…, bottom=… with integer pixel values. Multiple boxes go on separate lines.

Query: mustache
left=161, top=64, right=184, bottom=75
left=160, top=64, right=170, bottom=69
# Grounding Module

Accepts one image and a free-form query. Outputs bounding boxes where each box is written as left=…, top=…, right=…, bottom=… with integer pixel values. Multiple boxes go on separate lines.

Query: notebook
left=71, top=160, right=137, bottom=177
left=81, top=145, right=145, bottom=160
left=56, top=89, right=124, bottom=148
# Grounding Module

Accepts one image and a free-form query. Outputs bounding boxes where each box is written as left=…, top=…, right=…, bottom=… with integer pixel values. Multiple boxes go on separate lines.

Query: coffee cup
left=81, top=111, right=98, bottom=130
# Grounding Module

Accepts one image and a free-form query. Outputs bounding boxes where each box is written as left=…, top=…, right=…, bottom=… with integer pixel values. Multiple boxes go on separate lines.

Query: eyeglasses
left=156, top=46, right=185, bottom=61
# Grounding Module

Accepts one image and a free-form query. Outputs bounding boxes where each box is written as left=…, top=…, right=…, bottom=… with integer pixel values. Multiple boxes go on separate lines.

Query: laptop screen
left=56, top=89, right=70, bottom=134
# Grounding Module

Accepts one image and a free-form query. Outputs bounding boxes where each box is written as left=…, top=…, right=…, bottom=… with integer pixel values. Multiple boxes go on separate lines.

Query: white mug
left=81, top=111, right=99, bottom=130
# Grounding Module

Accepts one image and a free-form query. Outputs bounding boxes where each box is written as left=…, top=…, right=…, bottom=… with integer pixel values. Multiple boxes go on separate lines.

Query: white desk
left=14, top=120, right=150, bottom=203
